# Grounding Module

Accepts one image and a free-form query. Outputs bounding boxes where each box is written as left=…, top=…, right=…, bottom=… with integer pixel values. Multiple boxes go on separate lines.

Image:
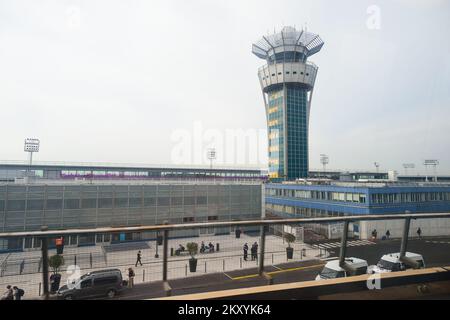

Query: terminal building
left=266, top=181, right=450, bottom=239
left=0, top=162, right=265, bottom=252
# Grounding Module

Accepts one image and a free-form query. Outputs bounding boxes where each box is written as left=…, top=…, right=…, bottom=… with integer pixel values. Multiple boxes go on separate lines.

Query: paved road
left=103, top=237, right=450, bottom=299
left=327, top=237, right=450, bottom=267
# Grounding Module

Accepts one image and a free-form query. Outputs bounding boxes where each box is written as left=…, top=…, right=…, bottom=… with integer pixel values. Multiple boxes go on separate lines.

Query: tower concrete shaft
left=252, top=26, right=324, bottom=180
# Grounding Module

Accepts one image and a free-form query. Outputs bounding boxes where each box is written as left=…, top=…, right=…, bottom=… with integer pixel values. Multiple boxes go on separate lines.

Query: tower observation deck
left=252, top=26, right=324, bottom=180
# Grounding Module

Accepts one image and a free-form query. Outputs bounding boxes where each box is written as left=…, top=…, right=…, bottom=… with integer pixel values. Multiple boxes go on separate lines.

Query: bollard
left=272, top=253, right=274, bottom=265
left=216, top=243, right=220, bottom=252
left=170, top=248, right=174, bottom=257
left=39, top=282, right=41, bottom=296
left=74, top=255, right=77, bottom=267
left=185, top=264, right=188, bottom=276
left=240, top=257, right=242, bottom=268
left=143, top=269, right=145, bottom=282
left=90, top=253, right=93, bottom=268
left=223, top=259, right=225, bottom=271
left=205, top=261, right=207, bottom=273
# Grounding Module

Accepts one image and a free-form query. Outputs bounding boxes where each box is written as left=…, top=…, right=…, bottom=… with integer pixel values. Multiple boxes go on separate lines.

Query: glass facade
left=267, top=89, right=284, bottom=179
left=0, top=183, right=262, bottom=233
left=266, top=85, right=309, bottom=180
left=286, top=86, right=308, bottom=179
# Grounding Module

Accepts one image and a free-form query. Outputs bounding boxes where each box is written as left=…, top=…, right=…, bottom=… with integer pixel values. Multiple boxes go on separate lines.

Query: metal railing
left=1, top=212, right=449, bottom=299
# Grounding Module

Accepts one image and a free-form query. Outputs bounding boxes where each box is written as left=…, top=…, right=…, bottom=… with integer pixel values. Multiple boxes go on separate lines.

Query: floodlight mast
left=24, top=138, right=40, bottom=176
left=402, top=163, right=415, bottom=175
left=423, top=160, right=439, bottom=182
left=207, top=148, right=216, bottom=170
left=320, top=154, right=329, bottom=175
left=374, top=162, right=380, bottom=173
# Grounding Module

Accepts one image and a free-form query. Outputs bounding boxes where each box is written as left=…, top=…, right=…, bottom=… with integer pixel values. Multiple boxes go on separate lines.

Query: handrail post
left=162, top=221, right=169, bottom=282
left=338, top=221, right=349, bottom=268
left=40, top=226, right=49, bottom=300
left=258, top=225, right=267, bottom=276
left=400, top=217, right=411, bottom=258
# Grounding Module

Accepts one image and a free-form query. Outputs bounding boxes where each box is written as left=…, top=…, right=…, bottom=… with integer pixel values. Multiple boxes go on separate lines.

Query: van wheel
left=64, top=294, right=74, bottom=300
left=107, top=289, right=116, bottom=299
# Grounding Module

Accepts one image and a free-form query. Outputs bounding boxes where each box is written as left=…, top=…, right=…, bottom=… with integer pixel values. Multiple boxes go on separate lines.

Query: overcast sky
left=1, top=0, right=449, bottom=174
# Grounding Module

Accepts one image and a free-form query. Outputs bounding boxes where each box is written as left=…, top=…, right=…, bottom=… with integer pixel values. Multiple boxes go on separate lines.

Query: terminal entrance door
left=199, top=227, right=215, bottom=236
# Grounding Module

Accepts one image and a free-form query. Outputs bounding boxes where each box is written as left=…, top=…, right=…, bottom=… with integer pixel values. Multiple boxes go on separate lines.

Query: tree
left=186, top=242, right=198, bottom=259
left=48, top=254, right=65, bottom=275
left=284, top=233, right=296, bottom=248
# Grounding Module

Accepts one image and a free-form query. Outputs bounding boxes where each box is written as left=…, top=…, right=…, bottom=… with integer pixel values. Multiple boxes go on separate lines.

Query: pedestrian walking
left=371, top=229, right=377, bottom=240
left=243, top=243, right=248, bottom=261
left=253, top=242, right=258, bottom=261
left=135, top=250, right=143, bottom=267
left=128, top=267, right=135, bottom=288
left=1, top=285, right=13, bottom=300
left=13, top=286, right=24, bottom=300
left=417, top=227, right=422, bottom=239
left=385, top=230, right=390, bottom=240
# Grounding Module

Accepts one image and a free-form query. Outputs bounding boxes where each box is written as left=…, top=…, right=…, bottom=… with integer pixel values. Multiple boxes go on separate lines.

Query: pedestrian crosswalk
left=426, top=240, right=450, bottom=245
left=311, top=239, right=375, bottom=249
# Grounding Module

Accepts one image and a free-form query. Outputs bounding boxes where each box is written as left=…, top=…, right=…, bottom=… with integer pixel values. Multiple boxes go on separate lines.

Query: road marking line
left=223, top=272, right=233, bottom=280
left=230, top=263, right=325, bottom=280
left=272, top=265, right=283, bottom=271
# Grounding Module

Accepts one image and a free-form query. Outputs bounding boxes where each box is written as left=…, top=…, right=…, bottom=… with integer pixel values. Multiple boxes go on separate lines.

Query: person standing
left=135, top=250, right=143, bottom=267
left=128, top=267, right=135, bottom=288
left=1, top=285, right=13, bottom=300
left=417, top=227, right=422, bottom=239
left=253, top=242, right=259, bottom=261
left=243, top=243, right=248, bottom=261
left=13, top=286, right=24, bottom=300
left=385, top=230, right=390, bottom=240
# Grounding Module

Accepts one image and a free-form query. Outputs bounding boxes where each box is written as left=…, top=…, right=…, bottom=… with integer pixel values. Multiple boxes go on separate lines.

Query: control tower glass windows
left=286, top=86, right=308, bottom=179
left=267, top=89, right=285, bottom=179
left=268, top=51, right=307, bottom=64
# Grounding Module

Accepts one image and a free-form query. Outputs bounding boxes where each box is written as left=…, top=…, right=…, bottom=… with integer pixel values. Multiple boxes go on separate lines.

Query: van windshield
left=320, top=267, right=345, bottom=279
left=377, top=259, right=401, bottom=271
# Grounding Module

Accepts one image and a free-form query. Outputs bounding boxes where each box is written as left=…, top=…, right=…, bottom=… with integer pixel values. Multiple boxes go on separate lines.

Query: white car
left=368, top=252, right=425, bottom=274
left=315, top=257, right=368, bottom=280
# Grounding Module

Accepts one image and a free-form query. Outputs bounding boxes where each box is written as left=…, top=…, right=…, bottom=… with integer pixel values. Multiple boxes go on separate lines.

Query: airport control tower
left=252, top=26, right=324, bottom=180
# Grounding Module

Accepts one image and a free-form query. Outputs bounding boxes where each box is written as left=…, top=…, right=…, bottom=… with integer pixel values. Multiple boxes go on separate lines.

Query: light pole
left=24, top=138, right=40, bottom=176
left=320, top=154, right=329, bottom=177
left=423, top=160, right=439, bottom=182
left=374, top=162, right=380, bottom=174
left=207, top=148, right=216, bottom=170
left=155, top=231, right=160, bottom=258
left=402, top=163, right=415, bottom=176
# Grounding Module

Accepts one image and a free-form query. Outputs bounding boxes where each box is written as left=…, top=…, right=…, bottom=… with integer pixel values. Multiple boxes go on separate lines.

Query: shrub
left=284, top=233, right=296, bottom=248
left=186, top=242, right=198, bottom=259
left=48, top=254, right=65, bottom=274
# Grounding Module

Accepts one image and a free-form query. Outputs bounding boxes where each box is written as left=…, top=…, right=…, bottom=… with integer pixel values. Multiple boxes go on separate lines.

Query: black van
left=57, top=269, right=125, bottom=300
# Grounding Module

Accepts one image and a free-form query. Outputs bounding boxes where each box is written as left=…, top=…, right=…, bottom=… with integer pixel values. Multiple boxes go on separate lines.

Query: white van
left=368, top=252, right=425, bottom=274
left=315, top=258, right=368, bottom=280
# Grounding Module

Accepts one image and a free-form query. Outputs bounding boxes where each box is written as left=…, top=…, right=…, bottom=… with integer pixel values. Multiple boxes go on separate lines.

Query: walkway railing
left=0, top=212, right=449, bottom=299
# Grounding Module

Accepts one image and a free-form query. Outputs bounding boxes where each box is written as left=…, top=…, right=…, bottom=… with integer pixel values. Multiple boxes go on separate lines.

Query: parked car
left=315, top=258, right=368, bottom=280
left=368, top=252, right=425, bottom=274
left=57, top=268, right=125, bottom=300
